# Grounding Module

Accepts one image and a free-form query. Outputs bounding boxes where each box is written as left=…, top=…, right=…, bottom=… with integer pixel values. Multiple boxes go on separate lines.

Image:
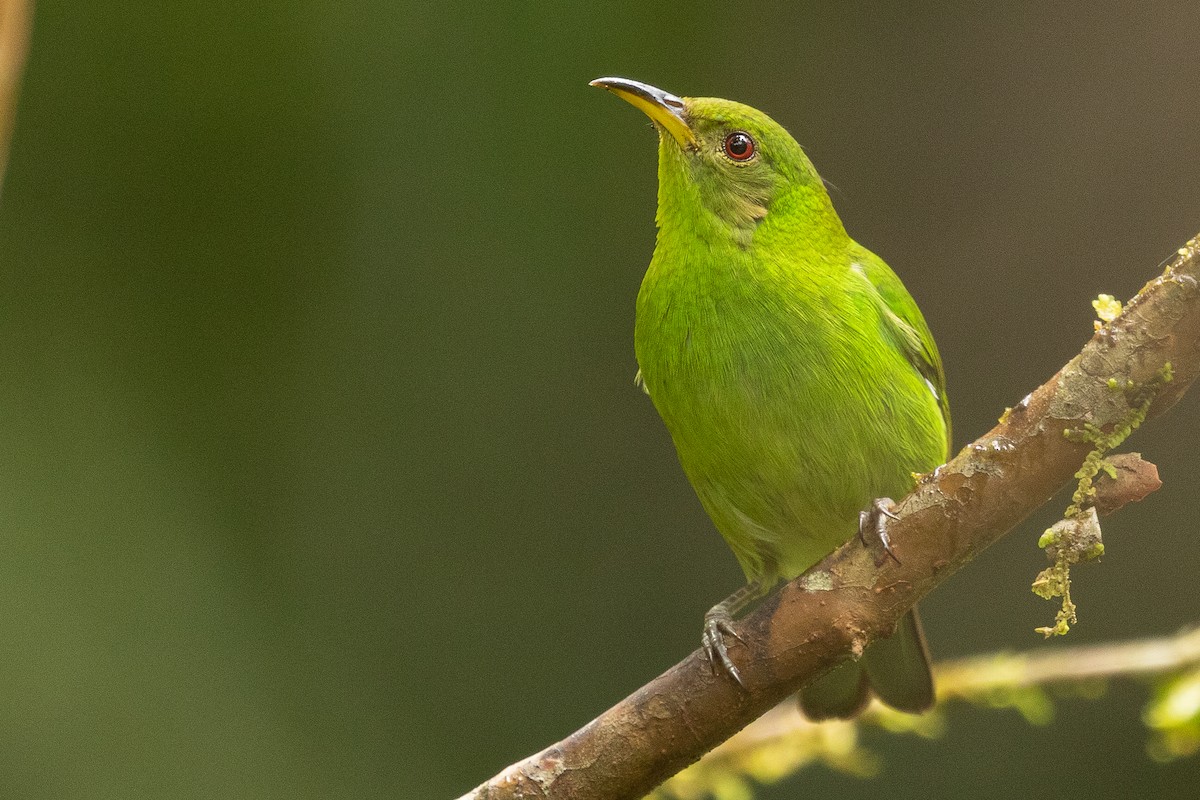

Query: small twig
left=714, top=626, right=1200, bottom=758
left=1092, top=453, right=1161, bottom=515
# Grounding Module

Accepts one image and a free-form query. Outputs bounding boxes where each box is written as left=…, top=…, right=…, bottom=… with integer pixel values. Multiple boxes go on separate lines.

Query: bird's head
left=592, top=77, right=838, bottom=246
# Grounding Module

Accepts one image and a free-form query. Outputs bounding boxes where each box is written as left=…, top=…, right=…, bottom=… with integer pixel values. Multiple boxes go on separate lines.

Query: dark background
left=1, top=2, right=1198, bottom=798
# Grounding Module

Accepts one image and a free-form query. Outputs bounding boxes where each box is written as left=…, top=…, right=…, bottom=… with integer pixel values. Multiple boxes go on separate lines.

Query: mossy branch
left=458, top=233, right=1200, bottom=800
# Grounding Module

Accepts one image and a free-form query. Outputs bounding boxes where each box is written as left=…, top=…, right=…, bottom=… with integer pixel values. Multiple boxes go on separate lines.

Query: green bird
left=592, top=77, right=950, bottom=718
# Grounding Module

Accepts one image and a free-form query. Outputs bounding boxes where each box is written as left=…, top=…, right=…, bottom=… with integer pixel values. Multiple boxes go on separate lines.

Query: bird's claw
left=859, top=497, right=902, bottom=566
left=702, top=609, right=745, bottom=688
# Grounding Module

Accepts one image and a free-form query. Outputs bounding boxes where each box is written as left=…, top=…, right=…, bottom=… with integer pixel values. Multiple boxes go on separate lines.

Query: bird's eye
left=722, top=131, right=756, bottom=162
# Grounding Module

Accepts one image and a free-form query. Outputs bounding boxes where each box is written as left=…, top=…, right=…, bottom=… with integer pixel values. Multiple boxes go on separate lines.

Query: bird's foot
left=859, top=497, right=902, bottom=567
left=702, top=605, right=746, bottom=688
left=701, top=579, right=769, bottom=689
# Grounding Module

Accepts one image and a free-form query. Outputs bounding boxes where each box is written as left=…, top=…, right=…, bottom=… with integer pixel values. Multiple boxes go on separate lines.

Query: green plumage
left=597, top=79, right=948, bottom=717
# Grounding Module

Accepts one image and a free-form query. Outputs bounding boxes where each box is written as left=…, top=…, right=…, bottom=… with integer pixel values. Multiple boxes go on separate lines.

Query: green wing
left=850, top=243, right=952, bottom=452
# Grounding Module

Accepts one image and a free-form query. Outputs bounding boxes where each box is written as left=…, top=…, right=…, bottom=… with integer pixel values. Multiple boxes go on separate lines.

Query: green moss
left=1062, top=362, right=1172, bottom=519
left=1092, top=293, right=1123, bottom=323
left=1034, top=363, right=1172, bottom=637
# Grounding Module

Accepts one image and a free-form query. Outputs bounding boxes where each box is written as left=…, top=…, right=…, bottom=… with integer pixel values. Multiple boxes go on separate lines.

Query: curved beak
left=590, top=77, right=697, bottom=149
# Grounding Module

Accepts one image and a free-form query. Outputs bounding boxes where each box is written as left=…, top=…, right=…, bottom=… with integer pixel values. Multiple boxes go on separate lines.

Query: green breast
left=635, top=238, right=946, bottom=583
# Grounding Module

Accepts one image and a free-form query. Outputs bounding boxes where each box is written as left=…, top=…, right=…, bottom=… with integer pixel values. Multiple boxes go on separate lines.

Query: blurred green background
left=1, top=2, right=1199, bottom=798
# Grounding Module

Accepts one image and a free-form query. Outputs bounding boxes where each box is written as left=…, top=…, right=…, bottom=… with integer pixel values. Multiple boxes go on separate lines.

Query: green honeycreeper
left=592, top=77, right=950, bottom=718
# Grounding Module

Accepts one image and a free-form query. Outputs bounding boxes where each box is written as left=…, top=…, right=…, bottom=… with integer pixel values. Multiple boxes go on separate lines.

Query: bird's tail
left=798, top=606, right=934, bottom=720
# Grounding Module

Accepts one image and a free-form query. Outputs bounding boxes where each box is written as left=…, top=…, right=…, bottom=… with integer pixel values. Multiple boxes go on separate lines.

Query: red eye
left=723, top=131, right=755, bottom=161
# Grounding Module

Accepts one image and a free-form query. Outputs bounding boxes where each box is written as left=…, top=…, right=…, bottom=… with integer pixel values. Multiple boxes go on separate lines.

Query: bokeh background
left=1, top=2, right=1199, bottom=798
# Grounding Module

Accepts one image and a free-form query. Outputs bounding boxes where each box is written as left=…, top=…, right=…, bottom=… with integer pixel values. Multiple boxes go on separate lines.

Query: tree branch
left=654, top=626, right=1200, bottom=797
left=458, top=233, right=1200, bottom=800
left=710, top=625, right=1200, bottom=758
left=0, top=0, right=33, bottom=197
